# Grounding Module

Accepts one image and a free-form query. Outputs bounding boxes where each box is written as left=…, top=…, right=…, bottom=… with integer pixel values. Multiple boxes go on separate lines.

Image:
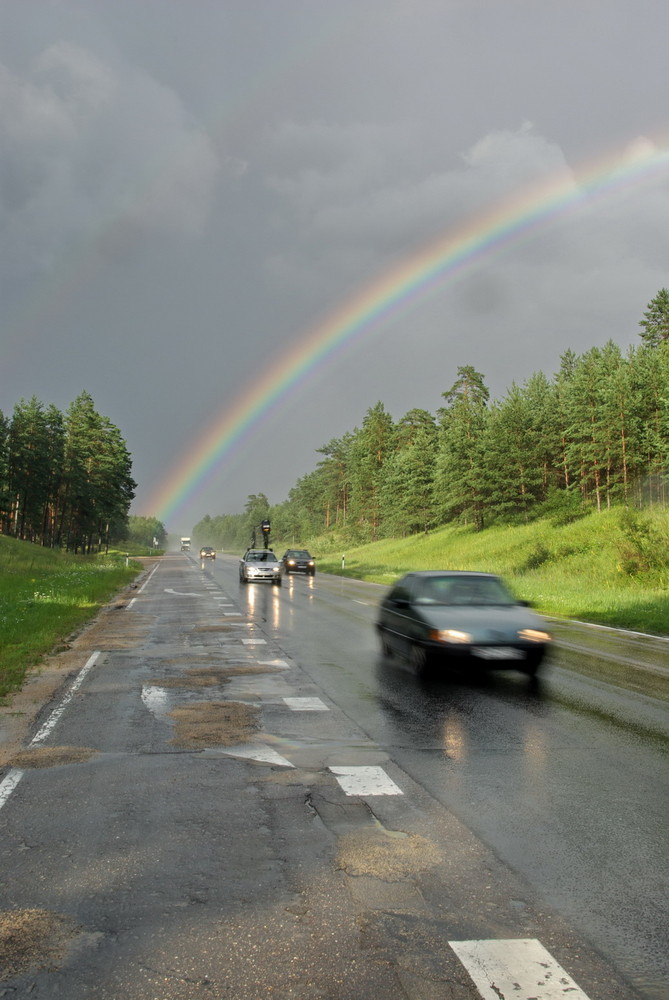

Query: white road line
left=449, top=939, right=592, bottom=1000
left=329, top=765, right=403, bottom=796
left=259, top=659, right=290, bottom=669
left=283, top=697, right=329, bottom=711
left=31, top=651, right=101, bottom=746
left=242, top=638, right=267, bottom=645
left=0, top=769, right=24, bottom=812
left=126, top=597, right=137, bottom=609
left=164, top=588, right=204, bottom=597
left=0, top=651, right=102, bottom=813
left=137, top=564, right=159, bottom=593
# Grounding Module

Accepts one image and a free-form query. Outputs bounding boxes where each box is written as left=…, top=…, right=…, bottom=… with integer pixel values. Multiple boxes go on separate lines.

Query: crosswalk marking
left=449, top=938, right=592, bottom=1000
left=329, top=765, right=403, bottom=796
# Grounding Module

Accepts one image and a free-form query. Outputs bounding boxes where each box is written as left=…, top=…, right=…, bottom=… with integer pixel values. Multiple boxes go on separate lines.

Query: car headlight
left=518, top=629, right=551, bottom=643
left=429, top=629, right=472, bottom=644
left=288, top=560, right=296, bottom=565
left=273, top=565, right=280, bottom=573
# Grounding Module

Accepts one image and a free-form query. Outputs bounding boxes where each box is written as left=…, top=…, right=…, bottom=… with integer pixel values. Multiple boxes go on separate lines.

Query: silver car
left=377, top=570, right=551, bottom=677
left=239, top=549, right=282, bottom=585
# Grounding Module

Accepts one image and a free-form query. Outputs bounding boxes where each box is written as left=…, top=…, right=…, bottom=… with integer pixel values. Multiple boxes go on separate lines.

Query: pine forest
left=194, top=290, right=669, bottom=551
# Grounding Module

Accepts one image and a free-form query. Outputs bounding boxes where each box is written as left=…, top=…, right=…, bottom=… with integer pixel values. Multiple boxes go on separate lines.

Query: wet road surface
left=0, top=553, right=666, bottom=999
left=232, top=557, right=669, bottom=999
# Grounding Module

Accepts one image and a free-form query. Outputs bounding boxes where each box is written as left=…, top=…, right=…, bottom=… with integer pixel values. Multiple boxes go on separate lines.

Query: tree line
left=0, top=391, right=136, bottom=553
left=194, top=290, right=669, bottom=551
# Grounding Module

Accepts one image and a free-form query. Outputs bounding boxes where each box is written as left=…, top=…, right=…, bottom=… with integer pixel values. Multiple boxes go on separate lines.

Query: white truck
left=180, top=536, right=191, bottom=552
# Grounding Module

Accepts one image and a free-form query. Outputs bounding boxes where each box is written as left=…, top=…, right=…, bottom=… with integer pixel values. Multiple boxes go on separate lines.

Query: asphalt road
left=0, top=552, right=666, bottom=1000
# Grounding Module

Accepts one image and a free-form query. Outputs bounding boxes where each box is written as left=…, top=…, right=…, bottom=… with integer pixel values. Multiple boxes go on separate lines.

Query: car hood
left=414, top=604, right=548, bottom=641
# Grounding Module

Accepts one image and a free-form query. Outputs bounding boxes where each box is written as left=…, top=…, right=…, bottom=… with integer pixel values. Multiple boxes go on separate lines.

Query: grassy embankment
left=296, top=507, right=669, bottom=635
left=0, top=535, right=142, bottom=701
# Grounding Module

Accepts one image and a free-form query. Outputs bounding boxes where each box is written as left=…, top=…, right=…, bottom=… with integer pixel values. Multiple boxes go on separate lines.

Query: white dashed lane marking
left=329, top=765, right=403, bottom=796
left=283, top=697, right=329, bottom=711
left=449, top=938, right=593, bottom=1000
left=242, top=638, right=267, bottom=645
left=221, top=743, right=294, bottom=767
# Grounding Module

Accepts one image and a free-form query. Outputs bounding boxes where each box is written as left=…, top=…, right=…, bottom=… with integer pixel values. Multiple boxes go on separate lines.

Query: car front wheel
left=379, top=630, right=393, bottom=658
left=409, top=642, right=431, bottom=678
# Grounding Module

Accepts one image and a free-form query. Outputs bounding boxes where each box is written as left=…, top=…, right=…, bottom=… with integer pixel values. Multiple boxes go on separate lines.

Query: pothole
left=8, top=746, right=97, bottom=769
left=336, top=829, right=442, bottom=879
left=0, top=908, right=81, bottom=978
left=168, top=700, right=260, bottom=747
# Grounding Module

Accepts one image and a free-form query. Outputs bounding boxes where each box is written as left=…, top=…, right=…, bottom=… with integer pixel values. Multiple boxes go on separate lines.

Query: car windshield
left=288, top=550, right=310, bottom=558
left=247, top=551, right=276, bottom=562
left=414, top=576, right=515, bottom=607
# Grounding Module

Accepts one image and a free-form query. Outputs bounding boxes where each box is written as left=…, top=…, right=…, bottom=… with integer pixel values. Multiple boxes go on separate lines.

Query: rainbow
left=144, top=139, right=669, bottom=528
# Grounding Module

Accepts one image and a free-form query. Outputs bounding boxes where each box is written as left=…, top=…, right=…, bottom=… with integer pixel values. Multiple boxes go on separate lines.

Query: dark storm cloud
left=1, top=1, right=668, bottom=530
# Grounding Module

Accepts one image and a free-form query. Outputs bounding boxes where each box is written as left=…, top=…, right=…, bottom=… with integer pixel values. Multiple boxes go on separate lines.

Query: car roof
left=399, top=570, right=498, bottom=580
left=244, top=549, right=276, bottom=556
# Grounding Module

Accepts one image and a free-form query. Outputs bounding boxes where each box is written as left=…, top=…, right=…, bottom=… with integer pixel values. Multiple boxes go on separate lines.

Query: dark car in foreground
left=239, top=549, right=282, bottom=585
left=199, top=546, right=216, bottom=560
left=376, top=570, right=551, bottom=676
left=281, top=549, right=316, bottom=575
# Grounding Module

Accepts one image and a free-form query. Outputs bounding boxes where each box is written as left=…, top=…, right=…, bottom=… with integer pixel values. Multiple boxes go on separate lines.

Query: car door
left=380, top=577, right=417, bottom=657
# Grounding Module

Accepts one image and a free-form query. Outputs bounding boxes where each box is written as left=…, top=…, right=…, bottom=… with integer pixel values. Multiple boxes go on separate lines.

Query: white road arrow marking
left=164, top=588, right=203, bottom=597
left=449, top=939, right=592, bottom=1000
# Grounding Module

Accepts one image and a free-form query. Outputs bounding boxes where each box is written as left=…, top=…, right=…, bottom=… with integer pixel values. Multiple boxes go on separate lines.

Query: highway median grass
left=0, top=536, right=142, bottom=701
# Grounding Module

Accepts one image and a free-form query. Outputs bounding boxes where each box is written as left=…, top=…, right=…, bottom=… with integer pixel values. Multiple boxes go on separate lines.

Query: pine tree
left=639, top=288, right=669, bottom=347
left=347, top=403, right=395, bottom=541
left=434, top=367, right=490, bottom=530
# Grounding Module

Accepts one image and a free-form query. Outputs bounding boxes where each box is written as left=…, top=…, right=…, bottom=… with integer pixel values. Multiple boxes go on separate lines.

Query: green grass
left=0, top=535, right=142, bottom=701
left=293, top=507, right=669, bottom=636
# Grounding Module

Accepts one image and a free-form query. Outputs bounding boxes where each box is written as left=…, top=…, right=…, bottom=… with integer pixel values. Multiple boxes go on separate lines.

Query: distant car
left=239, top=549, right=282, bottom=585
left=376, top=570, right=551, bottom=677
left=199, top=546, right=216, bottom=560
left=281, top=549, right=316, bottom=575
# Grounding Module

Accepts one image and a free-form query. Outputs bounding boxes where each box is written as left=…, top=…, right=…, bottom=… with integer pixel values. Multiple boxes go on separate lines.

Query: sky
left=1, top=0, right=668, bottom=535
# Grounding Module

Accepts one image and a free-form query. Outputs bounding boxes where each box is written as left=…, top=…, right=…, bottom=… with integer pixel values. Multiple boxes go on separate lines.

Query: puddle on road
left=150, top=664, right=283, bottom=689
left=0, top=908, right=81, bottom=978
left=7, top=746, right=97, bottom=769
left=192, top=624, right=252, bottom=633
left=168, top=700, right=260, bottom=747
left=336, top=828, right=442, bottom=880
